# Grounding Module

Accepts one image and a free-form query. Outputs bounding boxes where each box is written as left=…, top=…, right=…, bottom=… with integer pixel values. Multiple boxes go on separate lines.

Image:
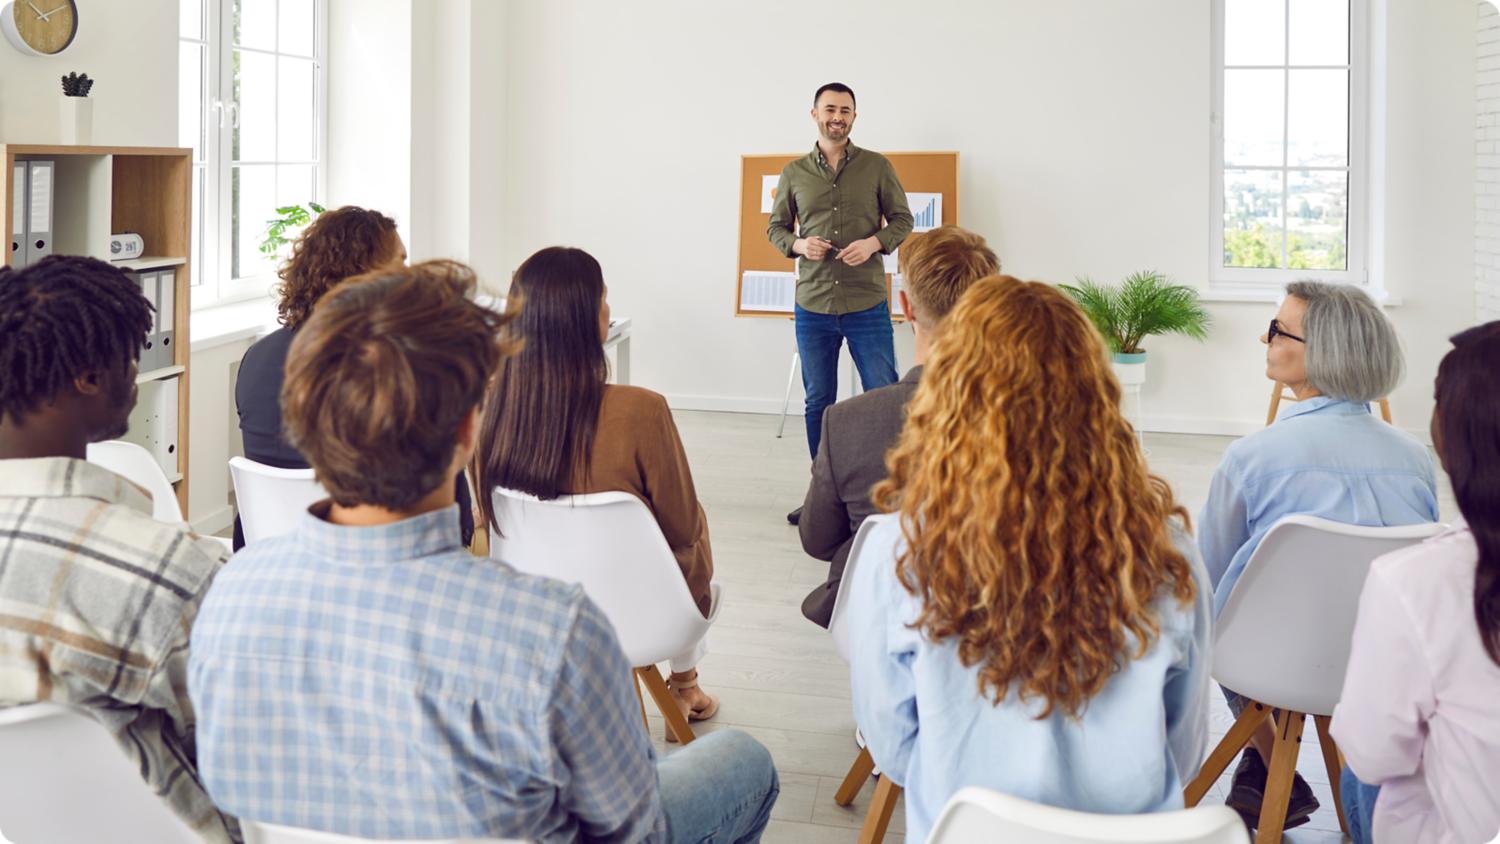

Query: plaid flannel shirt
left=0, top=457, right=241, bottom=844
left=188, top=502, right=662, bottom=844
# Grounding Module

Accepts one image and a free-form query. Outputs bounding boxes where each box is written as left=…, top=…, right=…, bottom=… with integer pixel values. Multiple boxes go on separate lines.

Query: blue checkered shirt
left=187, top=503, right=662, bottom=843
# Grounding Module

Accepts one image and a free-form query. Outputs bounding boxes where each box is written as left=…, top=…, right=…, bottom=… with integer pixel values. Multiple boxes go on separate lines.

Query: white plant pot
left=1112, top=361, right=1146, bottom=386
left=60, top=97, right=93, bottom=145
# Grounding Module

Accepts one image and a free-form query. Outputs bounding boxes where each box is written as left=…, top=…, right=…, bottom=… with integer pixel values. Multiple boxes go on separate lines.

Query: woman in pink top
left=1332, top=320, right=1500, bottom=844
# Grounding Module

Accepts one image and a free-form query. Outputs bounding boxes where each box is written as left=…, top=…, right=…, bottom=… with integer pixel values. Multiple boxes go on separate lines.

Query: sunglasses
left=1268, top=318, right=1305, bottom=344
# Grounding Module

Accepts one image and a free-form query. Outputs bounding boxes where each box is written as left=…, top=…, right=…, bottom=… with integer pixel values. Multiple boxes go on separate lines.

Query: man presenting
left=769, top=83, right=913, bottom=524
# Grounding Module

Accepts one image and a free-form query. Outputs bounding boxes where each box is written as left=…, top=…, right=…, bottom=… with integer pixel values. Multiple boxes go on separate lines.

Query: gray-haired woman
left=1198, top=280, right=1440, bottom=832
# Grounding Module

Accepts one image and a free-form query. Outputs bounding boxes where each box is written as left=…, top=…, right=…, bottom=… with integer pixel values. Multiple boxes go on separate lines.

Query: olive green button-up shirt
left=768, top=143, right=914, bottom=315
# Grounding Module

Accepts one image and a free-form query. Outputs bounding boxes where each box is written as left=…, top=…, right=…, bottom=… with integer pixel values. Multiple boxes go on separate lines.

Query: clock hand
left=37, top=3, right=67, bottom=20
left=27, top=2, right=45, bottom=17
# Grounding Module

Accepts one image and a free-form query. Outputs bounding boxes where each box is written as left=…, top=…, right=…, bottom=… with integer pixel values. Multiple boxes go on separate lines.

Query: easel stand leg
left=777, top=352, right=800, bottom=438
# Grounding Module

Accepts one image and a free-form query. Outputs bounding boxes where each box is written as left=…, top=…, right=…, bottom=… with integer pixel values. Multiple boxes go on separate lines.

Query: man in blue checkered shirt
left=188, top=261, right=779, bottom=843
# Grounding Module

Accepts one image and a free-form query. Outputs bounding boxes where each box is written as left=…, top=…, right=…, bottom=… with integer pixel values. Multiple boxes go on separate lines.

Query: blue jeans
left=658, top=729, right=779, bottom=844
left=795, top=301, right=899, bottom=459
left=1340, top=764, right=1380, bottom=844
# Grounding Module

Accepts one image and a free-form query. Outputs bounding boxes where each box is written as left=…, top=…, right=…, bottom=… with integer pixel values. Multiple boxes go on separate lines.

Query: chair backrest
left=830, top=513, right=897, bottom=667
left=487, top=488, right=717, bottom=667
left=87, top=440, right=183, bottom=523
left=229, top=456, right=325, bottom=546
left=926, top=786, right=1249, bottom=844
left=1214, top=514, right=1445, bottom=715
left=241, top=820, right=525, bottom=844
left=0, top=703, right=204, bottom=844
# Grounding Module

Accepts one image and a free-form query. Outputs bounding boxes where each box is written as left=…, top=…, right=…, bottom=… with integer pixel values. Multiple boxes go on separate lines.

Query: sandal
left=664, top=671, right=719, bottom=743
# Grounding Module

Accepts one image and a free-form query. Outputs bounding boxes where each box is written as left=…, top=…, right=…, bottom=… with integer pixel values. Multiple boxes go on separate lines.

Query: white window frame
left=184, top=0, right=329, bottom=310
left=1209, top=0, right=1369, bottom=289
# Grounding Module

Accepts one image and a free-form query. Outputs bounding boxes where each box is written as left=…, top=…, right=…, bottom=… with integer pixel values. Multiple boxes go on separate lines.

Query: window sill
left=190, top=295, right=280, bottom=352
left=1200, top=288, right=1403, bottom=307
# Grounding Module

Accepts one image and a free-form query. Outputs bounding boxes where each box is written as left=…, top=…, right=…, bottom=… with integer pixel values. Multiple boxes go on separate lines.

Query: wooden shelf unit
left=2, top=144, right=194, bottom=515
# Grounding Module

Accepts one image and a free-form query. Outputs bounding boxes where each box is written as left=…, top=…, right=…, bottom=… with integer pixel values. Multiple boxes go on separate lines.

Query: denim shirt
left=850, top=514, right=1213, bottom=844
left=1197, top=396, right=1439, bottom=617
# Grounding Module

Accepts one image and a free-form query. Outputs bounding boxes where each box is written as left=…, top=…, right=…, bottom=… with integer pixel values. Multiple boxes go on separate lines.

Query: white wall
left=326, top=0, right=413, bottom=232
left=1478, top=1, right=1500, bottom=323
left=0, top=0, right=177, bottom=146
left=490, top=0, right=1478, bottom=438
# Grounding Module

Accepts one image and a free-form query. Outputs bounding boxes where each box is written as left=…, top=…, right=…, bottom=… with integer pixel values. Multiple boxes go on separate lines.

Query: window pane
left=233, top=164, right=277, bottom=280
left=1287, top=69, right=1348, bottom=166
left=235, top=49, right=277, bottom=162
left=1225, top=0, right=1285, bottom=65
left=1289, top=0, right=1348, bottom=66
left=179, top=42, right=206, bottom=161
left=278, top=57, right=315, bottom=162
left=1224, top=69, right=1285, bottom=166
left=235, top=0, right=276, bottom=50
left=1224, top=169, right=1285, bottom=268
left=276, top=164, right=314, bottom=209
left=1287, top=170, right=1347, bottom=269
left=278, top=0, right=315, bottom=57
left=191, top=165, right=206, bottom=286
left=180, top=0, right=203, bottom=40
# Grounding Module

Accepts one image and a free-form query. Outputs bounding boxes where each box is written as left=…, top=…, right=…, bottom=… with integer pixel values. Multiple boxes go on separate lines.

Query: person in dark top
left=233, top=205, right=476, bottom=549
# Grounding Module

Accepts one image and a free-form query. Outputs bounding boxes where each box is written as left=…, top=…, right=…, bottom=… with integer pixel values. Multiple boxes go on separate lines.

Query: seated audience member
left=472, top=246, right=718, bottom=741
left=232, top=205, right=476, bottom=550
left=1332, top=322, right=1500, bottom=844
left=798, top=225, right=998, bottom=629
left=188, top=261, right=779, bottom=843
left=850, top=277, right=1213, bottom=844
left=0, top=256, right=241, bottom=844
left=1198, top=280, right=1437, bottom=830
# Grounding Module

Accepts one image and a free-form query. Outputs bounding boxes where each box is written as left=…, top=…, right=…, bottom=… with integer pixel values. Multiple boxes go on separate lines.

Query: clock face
left=6, top=0, right=77, bottom=55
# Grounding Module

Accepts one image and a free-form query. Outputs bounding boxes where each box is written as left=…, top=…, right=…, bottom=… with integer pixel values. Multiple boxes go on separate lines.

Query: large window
left=180, top=0, right=327, bottom=306
left=1211, top=0, right=1366, bottom=287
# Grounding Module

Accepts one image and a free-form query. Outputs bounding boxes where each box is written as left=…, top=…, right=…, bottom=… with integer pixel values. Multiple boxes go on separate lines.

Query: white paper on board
left=761, top=175, right=781, bottom=214
left=741, top=270, right=797, bottom=312
left=906, top=192, right=942, bottom=232
left=891, top=274, right=904, bottom=316
left=883, top=247, right=899, bottom=274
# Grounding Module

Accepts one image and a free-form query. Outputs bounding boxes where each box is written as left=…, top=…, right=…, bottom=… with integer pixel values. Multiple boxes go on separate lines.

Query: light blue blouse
left=1197, top=396, right=1438, bottom=617
left=850, top=515, right=1213, bottom=844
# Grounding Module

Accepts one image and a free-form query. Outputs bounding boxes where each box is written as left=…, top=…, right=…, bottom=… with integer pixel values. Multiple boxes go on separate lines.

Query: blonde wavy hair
left=872, top=276, right=1195, bottom=719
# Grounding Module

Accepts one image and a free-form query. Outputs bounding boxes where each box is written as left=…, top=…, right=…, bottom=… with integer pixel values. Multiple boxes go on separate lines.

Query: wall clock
left=2, top=1, right=78, bottom=56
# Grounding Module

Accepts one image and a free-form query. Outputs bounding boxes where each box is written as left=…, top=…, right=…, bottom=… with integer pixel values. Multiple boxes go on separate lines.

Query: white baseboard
left=192, top=505, right=236, bottom=538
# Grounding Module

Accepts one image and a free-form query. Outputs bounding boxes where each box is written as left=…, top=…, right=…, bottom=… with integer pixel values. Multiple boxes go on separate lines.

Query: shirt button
left=834, top=207, right=838, bottom=210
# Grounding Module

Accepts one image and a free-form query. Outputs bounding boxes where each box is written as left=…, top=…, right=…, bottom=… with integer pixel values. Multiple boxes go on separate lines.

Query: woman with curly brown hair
left=849, top=276, right=1214, bottom=844
left=233, top=206, right=475, bottom=549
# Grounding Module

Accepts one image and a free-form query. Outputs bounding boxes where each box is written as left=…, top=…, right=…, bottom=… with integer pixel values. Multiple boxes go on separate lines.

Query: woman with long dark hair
left=850, top=277, right=1213, bottom=844
left=1332, top=321, right=1500, bottom=844
left=472, top=246, right=718, bottom=741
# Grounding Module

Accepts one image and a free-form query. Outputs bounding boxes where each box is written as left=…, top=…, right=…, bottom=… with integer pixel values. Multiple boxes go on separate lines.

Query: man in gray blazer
left=799, top=226, right=1000, bottom=627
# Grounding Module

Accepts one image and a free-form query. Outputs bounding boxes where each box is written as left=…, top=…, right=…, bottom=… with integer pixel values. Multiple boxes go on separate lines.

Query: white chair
left=927, top=786, right=1249, bottom=844
left=0, top=703, right=203, bottom=844
left=229, top=456, right=326, bottom=545
left=1184, top=515, right=1446, bottom=843
left=827, top=514, right=905, bottom=844
left=240, top=819, right=525, bottom=844
left=488, top=488, right=721, bottom=745
left=88, top=440, right=233, bottom=552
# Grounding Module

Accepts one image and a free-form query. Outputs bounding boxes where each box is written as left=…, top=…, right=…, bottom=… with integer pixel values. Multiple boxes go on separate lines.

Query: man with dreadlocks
left=0, top=256, right=242, bottom=844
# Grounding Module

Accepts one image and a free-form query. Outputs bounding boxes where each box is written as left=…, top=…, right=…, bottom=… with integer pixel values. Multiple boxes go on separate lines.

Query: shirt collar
left=0, top=456, right=153, bottom=516
left=297, top=500, right=465, bottom=565
left=1275, top=395, right=1364, bottom=422
left=814, top=142, right=857, bottom=166
left=1430, top=515, right=1471, bottom=542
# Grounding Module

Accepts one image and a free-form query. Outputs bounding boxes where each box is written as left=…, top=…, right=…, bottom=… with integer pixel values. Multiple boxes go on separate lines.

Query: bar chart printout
left=741, top=271, right=797, bottom=313
left=906, top=192, right=942, bottom=232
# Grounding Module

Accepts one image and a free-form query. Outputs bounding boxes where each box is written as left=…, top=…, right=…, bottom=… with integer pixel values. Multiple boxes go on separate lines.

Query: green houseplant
left=258, top=202, right=327, bottom=258
left=1058, top=270, right=1212, bottom=364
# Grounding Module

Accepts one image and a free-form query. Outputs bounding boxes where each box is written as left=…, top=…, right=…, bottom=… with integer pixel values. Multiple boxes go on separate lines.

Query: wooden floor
left=653, top=409, right=1458, bottom=844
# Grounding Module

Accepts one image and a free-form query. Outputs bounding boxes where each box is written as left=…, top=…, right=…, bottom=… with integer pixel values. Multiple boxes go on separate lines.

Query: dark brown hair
left=897, top=226, right=1001, bottom=324
left=1434, top=320, right=1500, bottom=665
left=873, top=277, right=1194, bottom=719
left=281, top=260, right=517, bottom=510
left=275, top=206, right=399, bottom=330
left=473, top=247, right=608, bottom=535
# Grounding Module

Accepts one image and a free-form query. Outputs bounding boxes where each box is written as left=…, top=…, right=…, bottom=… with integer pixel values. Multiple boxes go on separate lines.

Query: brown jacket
left=562, top=385, right=714, bottom=617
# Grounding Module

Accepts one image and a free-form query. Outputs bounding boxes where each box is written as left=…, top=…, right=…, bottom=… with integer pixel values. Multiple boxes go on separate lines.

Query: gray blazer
left=798, top=365, right=923, bottom=628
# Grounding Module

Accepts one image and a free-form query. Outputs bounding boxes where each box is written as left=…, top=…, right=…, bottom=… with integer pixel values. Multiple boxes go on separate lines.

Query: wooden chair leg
left=636, top=664, right=695, bottom=745
left=1314, top=715, right=1350, bottom=834
left=1255, top=710, right=1306, bottom=844
left=1377, top=397, right=1392, bottom=424
left=857, top=775, right=902, bottom=844
left=1267, top=382, right=1286, bottom=426
left=1185, top=700, right=1272, bottom=807
left=634, top=670, right=648, bottom=735
left=835, top=747, right=876, bottom=806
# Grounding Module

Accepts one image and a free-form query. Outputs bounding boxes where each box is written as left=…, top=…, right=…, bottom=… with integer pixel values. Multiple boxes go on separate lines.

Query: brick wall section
left=1479, top=2, right=1500, bottom=323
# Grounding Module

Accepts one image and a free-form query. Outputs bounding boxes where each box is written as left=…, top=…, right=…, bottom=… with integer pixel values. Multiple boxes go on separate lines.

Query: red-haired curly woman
left=849, top=276, right=1214, bottom=844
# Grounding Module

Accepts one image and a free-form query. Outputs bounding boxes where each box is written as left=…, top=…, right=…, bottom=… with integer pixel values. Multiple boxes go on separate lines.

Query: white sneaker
left=854, top=726, right=881, bottom=776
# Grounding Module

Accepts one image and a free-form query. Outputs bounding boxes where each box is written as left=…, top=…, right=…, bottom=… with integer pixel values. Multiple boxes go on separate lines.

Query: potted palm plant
left=1058, top=271, right=1212, bottom=387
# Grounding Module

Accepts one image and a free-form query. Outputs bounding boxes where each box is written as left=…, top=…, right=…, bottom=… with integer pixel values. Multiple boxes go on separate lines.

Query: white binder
left=157, top=270, right=176, bottom=368
left=122, top=376, right=179, bottom=477
left=132, top=270, right=160, bottom=371
left=24, top=161, right=54, bottom=267
left=10, top=164, right=23, bottom=267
